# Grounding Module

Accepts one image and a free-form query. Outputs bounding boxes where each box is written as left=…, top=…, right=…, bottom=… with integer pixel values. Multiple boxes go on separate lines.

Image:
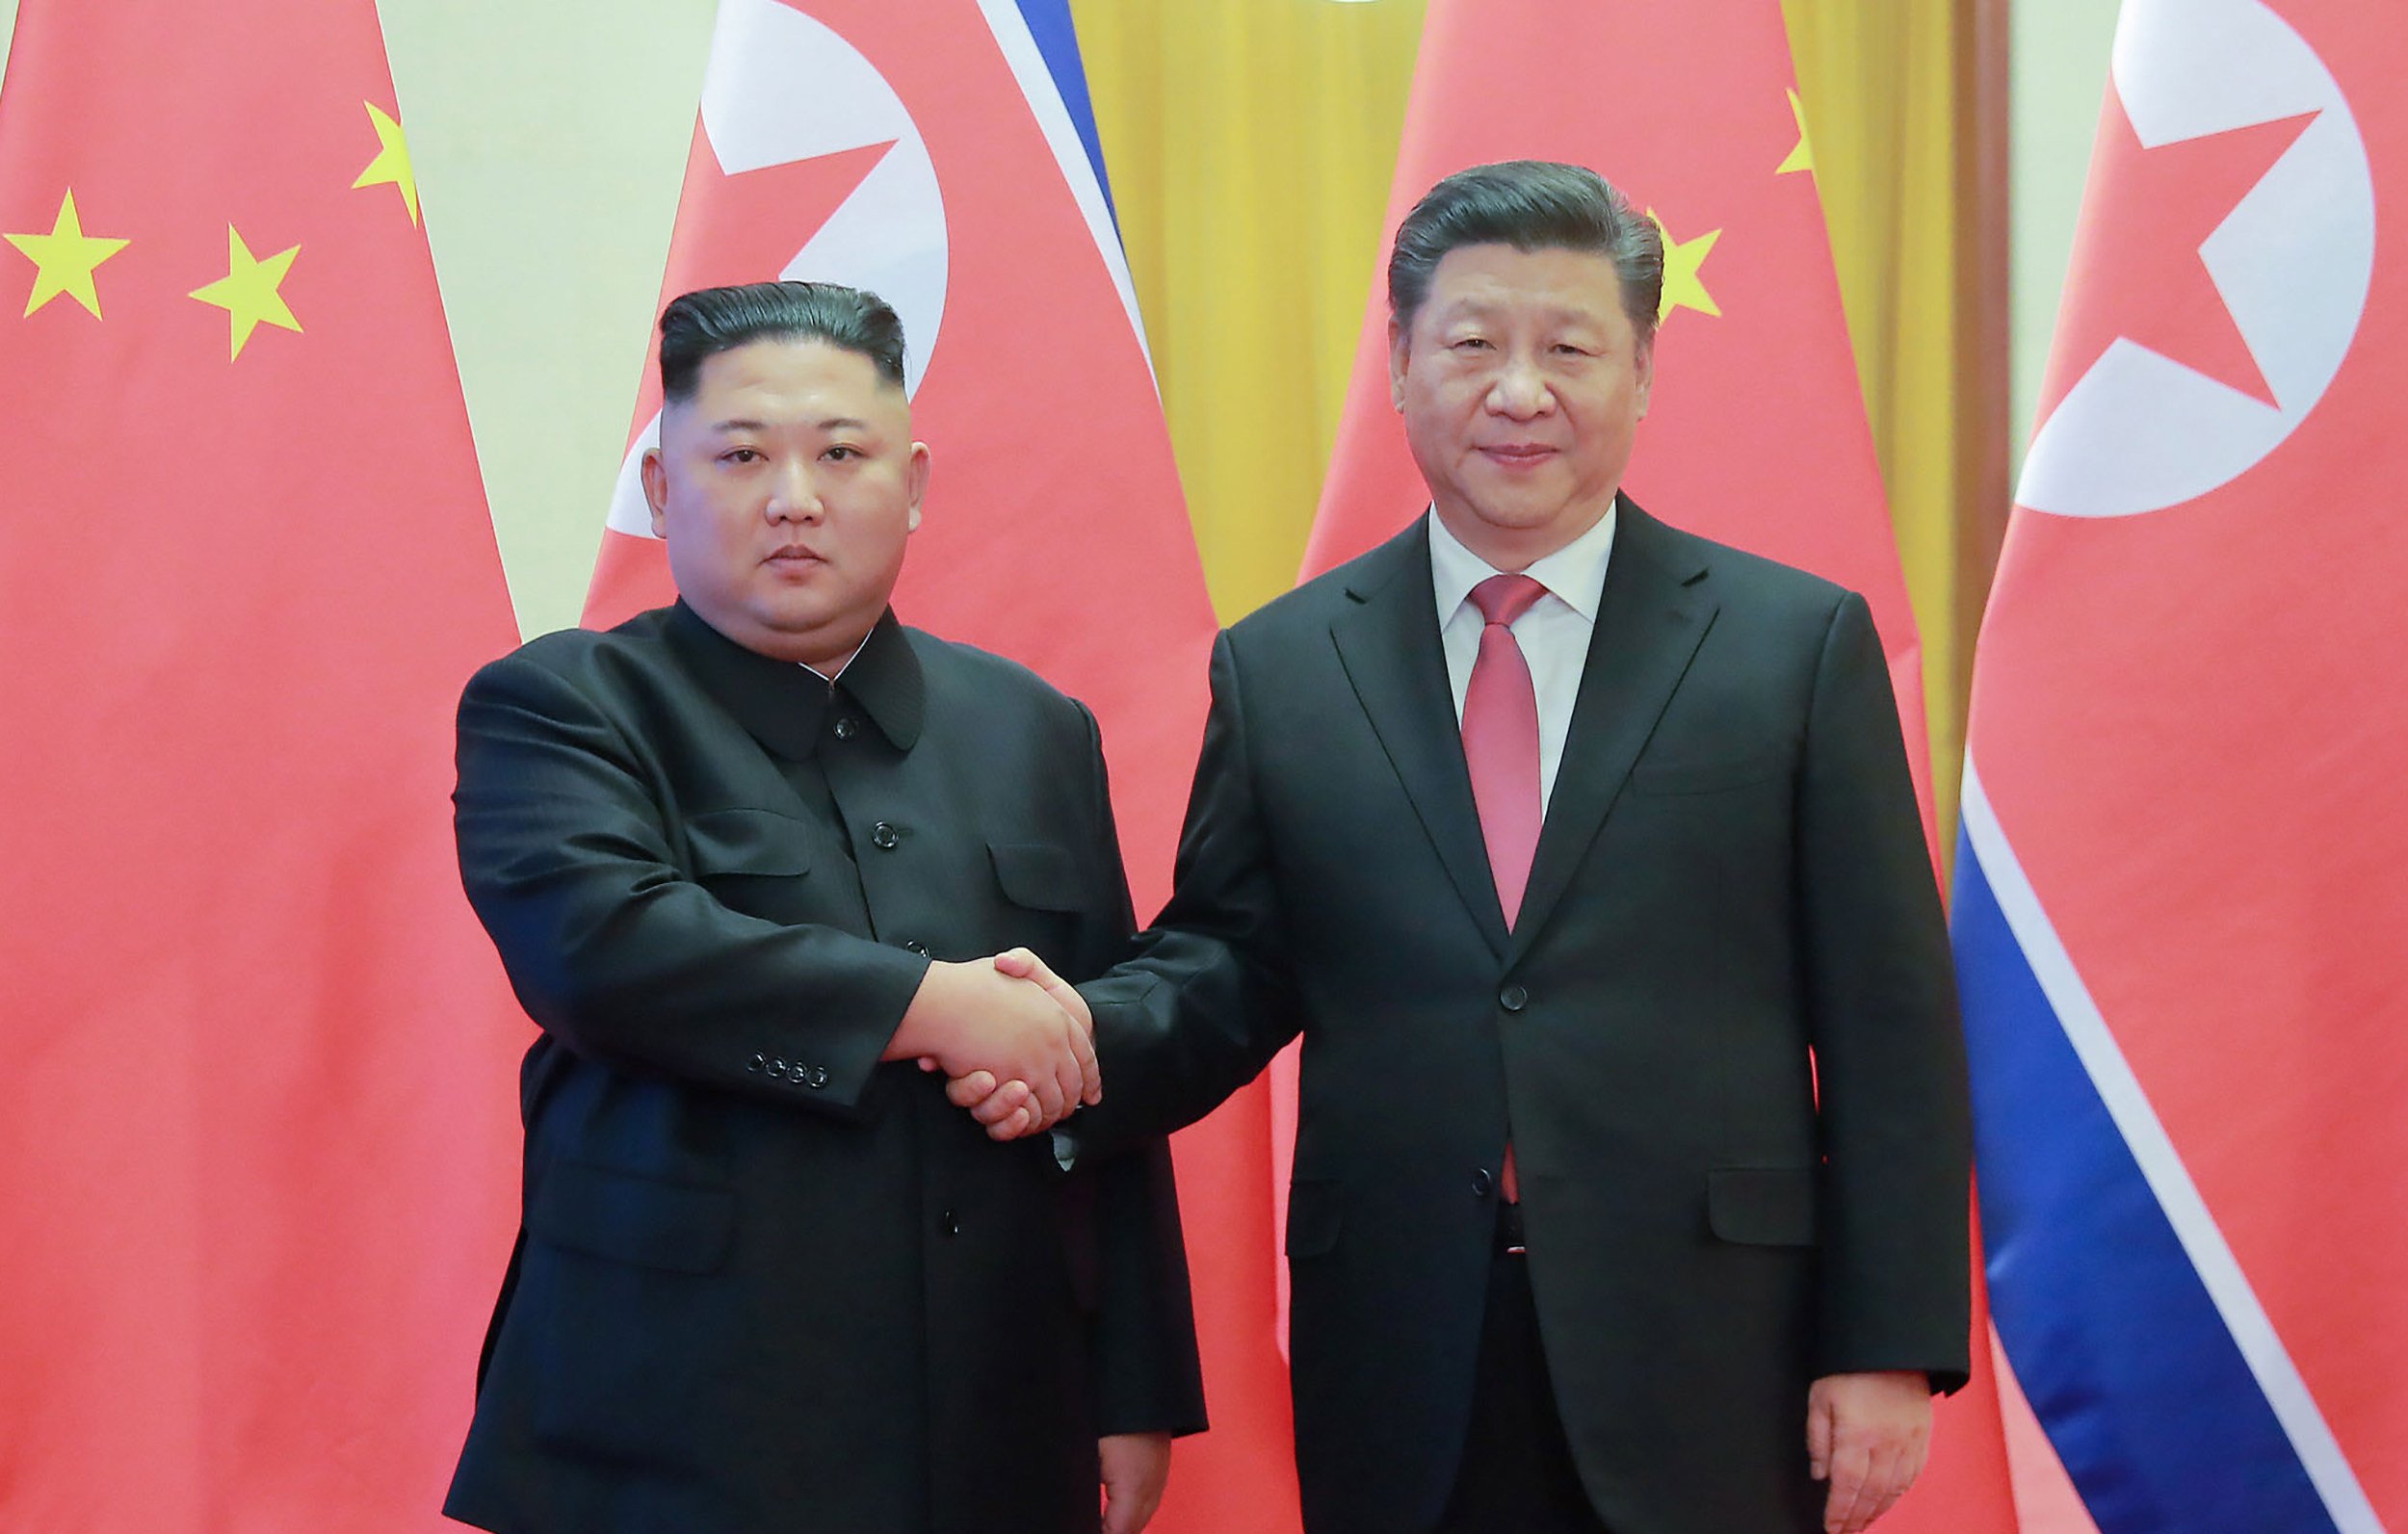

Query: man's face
left=1388, top=243, right=1653, bottom=570
left=643, top=337, right=929, bottom=668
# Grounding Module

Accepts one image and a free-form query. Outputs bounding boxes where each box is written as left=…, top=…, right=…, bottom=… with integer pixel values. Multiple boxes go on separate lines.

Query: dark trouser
left=1433, top=1203, right=1612, bottom=1534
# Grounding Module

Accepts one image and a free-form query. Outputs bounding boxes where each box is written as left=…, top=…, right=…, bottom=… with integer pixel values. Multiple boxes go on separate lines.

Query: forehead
left=1415, top=243, right=1632, bottom=333
left=679, top=337, right=903, bottom=423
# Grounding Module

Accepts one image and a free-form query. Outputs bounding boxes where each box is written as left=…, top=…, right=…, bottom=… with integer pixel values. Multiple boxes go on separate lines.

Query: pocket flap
left=1285, top=1179, right=1343, bottom=1258
left=1707, top=1165, right=1819, bottom=1247
left=686, top=808, right=812, bottom=877
left=529, top=1161, right=738, bottom=1274
left=989, top=841, right=1085, bottom=912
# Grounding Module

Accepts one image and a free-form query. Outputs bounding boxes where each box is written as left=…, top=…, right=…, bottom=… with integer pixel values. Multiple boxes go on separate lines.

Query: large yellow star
left=190, top=225, right=301, bottom=359
left=1649, top=210, right=1722, bottom=322
left=5, top=190, right=131, bottom=319
left=353, top=100, right=419, bottom=224
left=1779, top=88, right=1815, bottom=177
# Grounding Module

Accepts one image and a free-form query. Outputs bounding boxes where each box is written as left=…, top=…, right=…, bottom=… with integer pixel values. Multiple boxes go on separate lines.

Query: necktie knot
left=1470, top=572, right=1547, bottom=630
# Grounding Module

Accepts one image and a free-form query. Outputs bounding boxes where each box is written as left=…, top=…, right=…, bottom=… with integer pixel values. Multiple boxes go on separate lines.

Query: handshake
left=883, top=948, right=1089, bottom=1141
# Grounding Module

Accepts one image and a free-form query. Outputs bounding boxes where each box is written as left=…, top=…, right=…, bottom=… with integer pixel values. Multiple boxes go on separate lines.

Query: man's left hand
left=1100, top=1431, right=1172, bottom=1534
left=1806, top=1369, right=1930, bottom=1534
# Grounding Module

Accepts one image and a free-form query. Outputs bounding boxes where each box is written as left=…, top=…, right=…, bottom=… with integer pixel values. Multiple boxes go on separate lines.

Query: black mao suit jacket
left=1082, top=502, right=1971, bottom=1534
left=441, top=603, right=1203, bottom=1534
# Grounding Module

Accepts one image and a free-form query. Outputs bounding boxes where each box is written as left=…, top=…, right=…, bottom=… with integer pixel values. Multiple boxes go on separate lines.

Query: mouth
left=763, top=545, right=826, bottom=567
left=1479, top=444, right=1558, bottom=467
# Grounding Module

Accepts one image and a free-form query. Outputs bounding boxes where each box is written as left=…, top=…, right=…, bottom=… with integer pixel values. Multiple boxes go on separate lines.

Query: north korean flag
left=1958, top=0, right=2408, bottom=1528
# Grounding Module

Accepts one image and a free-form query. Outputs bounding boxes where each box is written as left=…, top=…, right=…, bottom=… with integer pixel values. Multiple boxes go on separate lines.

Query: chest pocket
left=988, top=841, right=1085, bottom=911
left=685, top=807, right=814, bottom=922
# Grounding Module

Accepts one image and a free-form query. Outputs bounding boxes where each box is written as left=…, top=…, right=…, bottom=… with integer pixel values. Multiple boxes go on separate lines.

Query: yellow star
left=353, top=101, right=419, bottom=224
left=5, top=190, right=131, bottom=319
left=190, top=225, right=301, bottom=359
left=1779, top=88, right=1815, bottom=177
left=1649, top=210, right=1721, bottom=322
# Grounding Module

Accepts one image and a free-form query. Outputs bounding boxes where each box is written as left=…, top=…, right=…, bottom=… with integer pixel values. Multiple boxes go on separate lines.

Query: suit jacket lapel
left=1510, top=502, right=1717, bottom=960
left=1329, top=522, right=1511, bottom=958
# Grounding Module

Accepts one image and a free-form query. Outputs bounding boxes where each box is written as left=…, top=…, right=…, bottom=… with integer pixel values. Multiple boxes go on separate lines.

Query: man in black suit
left=979, top=162, right=1971, bottom=1534
left=442, top=281, right=1203, bottom=1534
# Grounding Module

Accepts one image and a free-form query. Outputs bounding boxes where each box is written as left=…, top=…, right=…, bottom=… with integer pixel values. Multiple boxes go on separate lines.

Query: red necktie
left=1462, top=573, right=1547, bottom=1205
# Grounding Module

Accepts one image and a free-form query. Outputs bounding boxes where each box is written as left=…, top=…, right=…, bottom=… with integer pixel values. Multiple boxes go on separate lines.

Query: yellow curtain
left=1069, top=0, right=1427, bottom=624
left=1784, top=0, right=1981, bottom=832
left=1075, top=1, right=1977, bottom=819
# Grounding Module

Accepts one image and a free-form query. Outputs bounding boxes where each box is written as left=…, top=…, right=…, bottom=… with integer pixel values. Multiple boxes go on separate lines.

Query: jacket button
left=833, top=716, right=859, bottom=740
left=903, top=939, right=930, bottom=956
left=871, top=821, right=901, bottom=850
left=941, top=1209, right=961, bottom=1237
left=1472, top=1168, right=1494, bottom=1198
left=1499, top=983, right=1529, bottom=1013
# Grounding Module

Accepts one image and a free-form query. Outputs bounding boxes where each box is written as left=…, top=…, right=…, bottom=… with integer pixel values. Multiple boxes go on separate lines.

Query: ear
left=903, top=441, right=931, bottom=533
left=1634, top=337, right=1656, bottom=419
left=1387, top=315, right=1410, bottom=412
left=641, top=447, right=670, bottom=538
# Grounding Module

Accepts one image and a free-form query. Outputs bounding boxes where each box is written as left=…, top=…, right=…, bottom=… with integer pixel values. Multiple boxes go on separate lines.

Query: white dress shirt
left=1428, top=501, right=1617, bottom=819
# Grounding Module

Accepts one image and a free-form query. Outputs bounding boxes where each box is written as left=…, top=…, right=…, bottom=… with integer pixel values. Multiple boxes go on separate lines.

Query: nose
left=766, top=460, right=824, bottom=524
left=1487, top=353, right=1553, bottom=420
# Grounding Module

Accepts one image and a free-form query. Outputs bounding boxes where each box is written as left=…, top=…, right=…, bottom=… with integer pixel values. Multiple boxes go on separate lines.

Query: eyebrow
left=706, top=416, right=873, bottom=433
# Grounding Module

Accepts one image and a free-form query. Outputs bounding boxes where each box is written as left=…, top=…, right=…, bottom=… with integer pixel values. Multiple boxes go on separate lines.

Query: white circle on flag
left=607, top=0, right=949, bottom=539
left=2016, top=0, right=2372, bottom=519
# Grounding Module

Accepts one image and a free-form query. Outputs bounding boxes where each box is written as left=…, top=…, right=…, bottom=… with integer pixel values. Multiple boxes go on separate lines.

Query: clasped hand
left=886, top=949, right=1094, bottom=1139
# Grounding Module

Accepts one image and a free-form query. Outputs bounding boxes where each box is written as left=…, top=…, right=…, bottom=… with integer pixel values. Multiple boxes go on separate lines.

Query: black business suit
left=1082, top=501, right=1970, bottom=1534
left=442, top=602, right=1203, bottom=1534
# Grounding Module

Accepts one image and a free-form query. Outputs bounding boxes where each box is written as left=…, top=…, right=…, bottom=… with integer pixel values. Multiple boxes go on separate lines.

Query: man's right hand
left=886, top=957, right=1098, bottom=1134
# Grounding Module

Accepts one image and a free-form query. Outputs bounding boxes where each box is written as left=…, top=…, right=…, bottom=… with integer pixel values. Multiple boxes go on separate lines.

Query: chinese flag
left=1299, top=4, right=2019, bottom=1532
left=573, top=3, right=1289, bottom=1528
left=1959, top=0, right=2408, bottom=1529
left=0, top=1, right=524, bottom=1528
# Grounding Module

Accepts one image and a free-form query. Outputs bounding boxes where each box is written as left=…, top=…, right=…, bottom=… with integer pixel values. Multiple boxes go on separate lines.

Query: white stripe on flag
left=973, top=0, right=1158, bottom=385
left=1959, top=758, right=2384, bottom=1534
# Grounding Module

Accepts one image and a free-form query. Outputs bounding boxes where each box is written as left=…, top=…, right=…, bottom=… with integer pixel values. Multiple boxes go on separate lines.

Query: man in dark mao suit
left=982, top=162, right=1972, bottom=1534
left=442, top=281, right=1203, bottom=1534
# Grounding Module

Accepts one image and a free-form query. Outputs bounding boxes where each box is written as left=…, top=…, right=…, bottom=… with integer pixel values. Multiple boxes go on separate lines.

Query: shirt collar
left=664, top=602, right=924, bottom=760
left=1426, top=495, right=1619, bottom=625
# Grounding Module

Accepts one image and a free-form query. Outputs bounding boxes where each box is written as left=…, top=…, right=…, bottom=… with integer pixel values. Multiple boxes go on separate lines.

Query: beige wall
left=2009, top=0, right=2119, bottom=467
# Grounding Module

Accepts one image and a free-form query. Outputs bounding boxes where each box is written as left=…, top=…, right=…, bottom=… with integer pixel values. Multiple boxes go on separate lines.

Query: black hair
left=657, top=280, right=907, bottom=401
left=1388, top=161, right=1663, bottom=346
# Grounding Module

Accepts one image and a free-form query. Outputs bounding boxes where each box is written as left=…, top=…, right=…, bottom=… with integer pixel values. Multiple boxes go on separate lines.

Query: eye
left=1453, top=336, right=1492, bottom=351
left=720, top=447, right=763, bottom=464
left=822, top=444, right=862, bottom=461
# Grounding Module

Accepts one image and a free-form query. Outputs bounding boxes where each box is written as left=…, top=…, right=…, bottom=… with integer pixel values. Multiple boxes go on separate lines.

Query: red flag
left=1960, top=0, right=2408, bottom=1526
left=0, top=1, right=526, bottom=1528
left=574, top=3, right=1294, bottom=1527
left=1297, top=5, right=2019, bottom=1531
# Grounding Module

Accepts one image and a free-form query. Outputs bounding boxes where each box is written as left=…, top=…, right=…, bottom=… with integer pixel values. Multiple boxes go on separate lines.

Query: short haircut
left=1387, top=160, right=1664, bottom=348
left=657, top=280, right=908, bottom=402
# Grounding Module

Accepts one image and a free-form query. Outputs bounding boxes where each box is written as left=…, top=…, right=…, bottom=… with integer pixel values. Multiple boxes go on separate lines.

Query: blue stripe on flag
left=1953, top=828, right=2335, bottom=1534
left=1012, top=0, right=1117, bottom=224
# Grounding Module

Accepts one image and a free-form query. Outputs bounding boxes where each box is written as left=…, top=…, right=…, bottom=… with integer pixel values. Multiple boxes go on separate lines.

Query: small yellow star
left=190, top=225, right=301, bottom=359
left=353, top=101, right=419, bottom=224
left=5, top=190, right=131, bottom=319
left=1779, top=88, right=1815, bottom=177
left=1649, top=210, right=1722, bottom=322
